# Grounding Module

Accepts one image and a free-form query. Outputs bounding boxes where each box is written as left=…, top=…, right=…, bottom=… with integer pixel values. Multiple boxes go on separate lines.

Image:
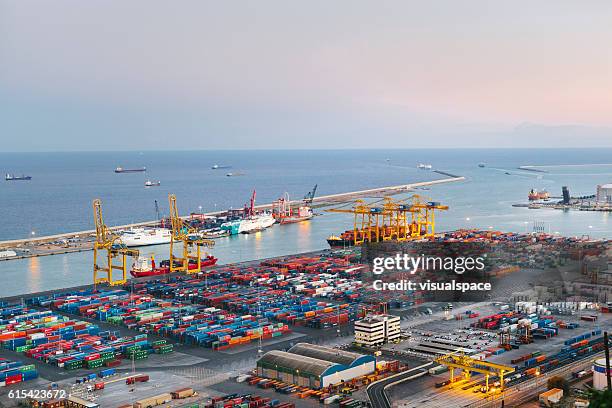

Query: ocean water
left=1, top=148, right=612, bottom=296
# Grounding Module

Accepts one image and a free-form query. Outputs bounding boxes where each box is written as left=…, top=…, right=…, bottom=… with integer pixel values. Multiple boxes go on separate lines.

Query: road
left=367, top=362, right=433, bottom=408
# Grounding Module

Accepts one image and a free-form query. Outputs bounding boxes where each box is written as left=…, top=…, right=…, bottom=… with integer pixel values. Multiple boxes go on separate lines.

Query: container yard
left=0, top=228, right=609, bottom=407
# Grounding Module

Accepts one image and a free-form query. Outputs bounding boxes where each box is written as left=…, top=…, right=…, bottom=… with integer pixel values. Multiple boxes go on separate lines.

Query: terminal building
left=354, top=314, right=401, bottom=346
left=256, top=343, right=376, bottom=389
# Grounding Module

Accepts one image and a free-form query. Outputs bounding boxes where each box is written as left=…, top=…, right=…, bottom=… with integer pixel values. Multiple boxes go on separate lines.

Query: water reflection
left=28, top=257, right=41, bottom=293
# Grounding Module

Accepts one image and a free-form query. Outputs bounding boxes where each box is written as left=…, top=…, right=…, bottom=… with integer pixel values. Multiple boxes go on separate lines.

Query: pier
left=0, top=176, right=464, bottom=259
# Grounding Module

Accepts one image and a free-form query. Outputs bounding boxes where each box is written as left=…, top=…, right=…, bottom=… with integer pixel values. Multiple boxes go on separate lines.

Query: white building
left=354, top=314, right=401, bottom=346
left=596, top=184, right=612, bottom=203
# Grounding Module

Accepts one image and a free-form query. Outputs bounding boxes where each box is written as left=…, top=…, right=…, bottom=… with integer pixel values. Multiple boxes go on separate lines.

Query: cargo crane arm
left=326, top=196, right=448, bottom=245
left=92, top=199, right=139, bottom=287
left=168, top=194, right=215, bottom=274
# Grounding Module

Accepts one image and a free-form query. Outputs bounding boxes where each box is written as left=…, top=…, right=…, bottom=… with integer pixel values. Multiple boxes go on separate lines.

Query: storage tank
left=593, top=358, right=612, bottom=390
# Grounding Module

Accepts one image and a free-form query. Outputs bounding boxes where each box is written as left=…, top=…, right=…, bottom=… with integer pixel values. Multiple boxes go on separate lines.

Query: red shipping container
left=5, top=373, right=22, bottom=385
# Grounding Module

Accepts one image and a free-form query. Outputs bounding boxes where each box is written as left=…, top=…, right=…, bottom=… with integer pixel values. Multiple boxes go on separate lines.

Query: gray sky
left=2, top=1, right=612, bottom=151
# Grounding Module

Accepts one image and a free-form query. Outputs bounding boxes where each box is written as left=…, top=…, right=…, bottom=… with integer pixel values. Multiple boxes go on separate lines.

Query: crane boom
left=92, top=199, right=138, bottom=287
left=168, top=194, right=215, bottom=274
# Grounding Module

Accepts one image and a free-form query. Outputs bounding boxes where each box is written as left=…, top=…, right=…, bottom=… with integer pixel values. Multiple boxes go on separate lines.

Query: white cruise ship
left=239, top=212, right=276, bottom=234
left=119, top=227, right=172, bottom=247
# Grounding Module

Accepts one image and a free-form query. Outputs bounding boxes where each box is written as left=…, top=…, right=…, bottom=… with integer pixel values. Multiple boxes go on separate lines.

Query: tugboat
left=5, top=174, right=32, bottom=181
left=115, top=166, right=146, bottom=173
left=130, top=254, right=217, bottom=278
left=327, top=234, right=353, bottom=248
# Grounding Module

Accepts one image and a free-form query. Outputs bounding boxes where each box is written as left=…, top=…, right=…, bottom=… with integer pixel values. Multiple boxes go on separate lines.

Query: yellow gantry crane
left=435, top=352, right=515, bottom=392
left=409, top=194, right=449, bottom=238
left=92, top=199, right=139, bottom=287
left=326, top=195, right=447, bottom=246
left=168, top=194, right=215, bottom=274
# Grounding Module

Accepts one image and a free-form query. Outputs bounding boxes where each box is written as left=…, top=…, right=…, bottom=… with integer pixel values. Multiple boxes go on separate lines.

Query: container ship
left=272, top=193, right=314, bottom=224
left=130, top=255, right=217, bottom=278
left=528, top=189, right=550, bottom=201
left=5, top=174, right=32, bottom=181
left=119, top=227, right=171, bottom=247
left=115, top=166, right=146, bottom=173
left=327, top=227, right=403, bottom=247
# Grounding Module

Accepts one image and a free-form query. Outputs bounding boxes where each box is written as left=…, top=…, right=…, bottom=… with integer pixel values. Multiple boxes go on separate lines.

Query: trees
left=588, top=389, right=612, bottom=407
left=546, top=376, right=569, bottom=394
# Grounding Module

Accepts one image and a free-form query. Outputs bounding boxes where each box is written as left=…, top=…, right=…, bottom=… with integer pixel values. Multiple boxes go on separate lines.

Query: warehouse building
left=256, top=343, right=376, bottom=389
left=354, top=314, right=401, bottom=346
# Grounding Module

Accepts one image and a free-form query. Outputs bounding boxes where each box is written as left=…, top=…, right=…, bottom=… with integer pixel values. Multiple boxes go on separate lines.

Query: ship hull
left=279, top=215, right=314, bottom=224
left=327, top=238, right=354, bottom=248
left=130, top=256, right=217, bottom=278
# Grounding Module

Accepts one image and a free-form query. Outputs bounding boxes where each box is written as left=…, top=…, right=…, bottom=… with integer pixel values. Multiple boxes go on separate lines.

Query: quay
left=0, top=176, right=464, bottom=260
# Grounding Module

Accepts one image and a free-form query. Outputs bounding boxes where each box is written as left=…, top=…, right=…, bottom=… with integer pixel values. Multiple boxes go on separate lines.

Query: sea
left=1, top=148, right=611, bottom=297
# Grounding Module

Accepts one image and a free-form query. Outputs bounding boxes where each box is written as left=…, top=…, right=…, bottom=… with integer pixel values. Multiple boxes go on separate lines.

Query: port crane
left=435, top=352, right=515, bottom=392
left=304, top=184, right=318, bottom=205
left=168, top=194, right=215, bottom=274
left=408, top=194, right=449, bottom=238
left=92, top=199, right=139, bottom=287
left=326, top=195, right=448, bottom=246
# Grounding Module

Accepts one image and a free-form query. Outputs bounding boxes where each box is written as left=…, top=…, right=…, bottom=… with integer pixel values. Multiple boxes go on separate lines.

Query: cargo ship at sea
left=130, top=255, right=217, bottom=278
left=5, top=174, right=32, bottom=181
left=115, top=166, right=146, bottom=173
left=528, top=189, right=550, bottom=201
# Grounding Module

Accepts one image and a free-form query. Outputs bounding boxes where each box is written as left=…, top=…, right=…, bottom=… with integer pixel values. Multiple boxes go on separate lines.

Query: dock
left=0, top=176, right=464, bottom=259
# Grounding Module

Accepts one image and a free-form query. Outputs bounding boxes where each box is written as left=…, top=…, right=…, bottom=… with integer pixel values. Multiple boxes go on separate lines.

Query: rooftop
left=287, top=343, right=364, bottom=367
left=257, top=350, right=337, bottom=377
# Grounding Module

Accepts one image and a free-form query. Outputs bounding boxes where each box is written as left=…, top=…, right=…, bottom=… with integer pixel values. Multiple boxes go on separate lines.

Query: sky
left=1, top=1, right=612, bottom=151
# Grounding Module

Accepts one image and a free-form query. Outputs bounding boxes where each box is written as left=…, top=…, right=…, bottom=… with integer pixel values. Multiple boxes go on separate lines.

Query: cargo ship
left=130, top=255, right=217, bottom=278
left=528, top=189, right=550, bottom=201
left=115, top=166, right=146, bottom=173
left=272, top=193, right=314, bottom=224
left=119, top=227, right=171, bottom=247
left=5, top=174, right=32, bottom=181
